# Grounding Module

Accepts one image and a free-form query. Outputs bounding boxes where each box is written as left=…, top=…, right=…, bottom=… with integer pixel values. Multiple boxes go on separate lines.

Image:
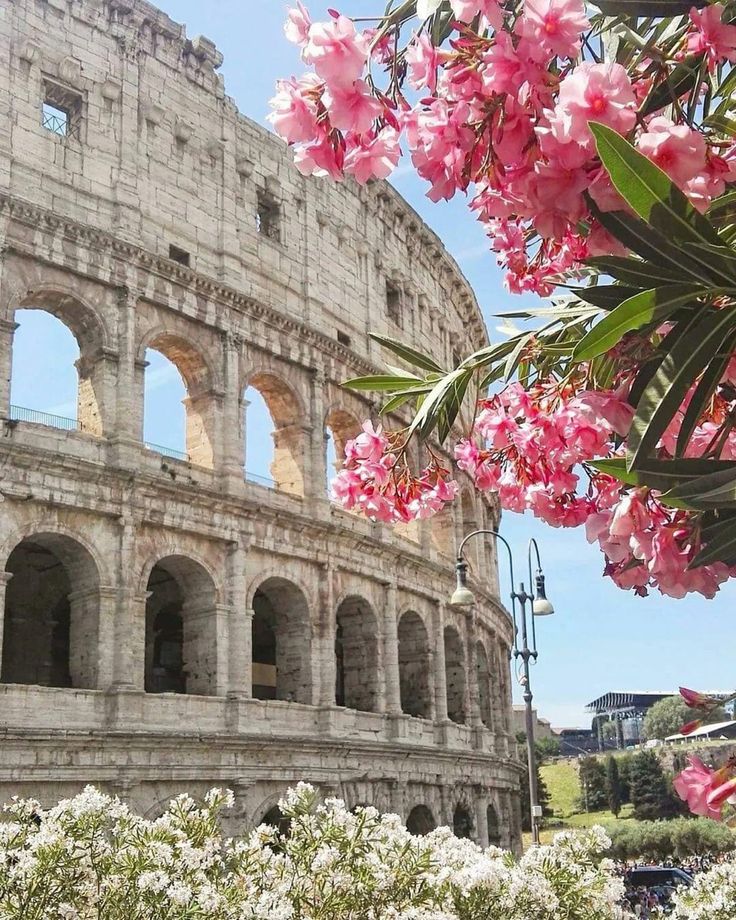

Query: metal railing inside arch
left=9, top=404, right=82, bottom=431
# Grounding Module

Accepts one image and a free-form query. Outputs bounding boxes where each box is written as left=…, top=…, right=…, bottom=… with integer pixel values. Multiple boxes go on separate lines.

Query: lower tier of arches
left=0, top=726, right=524, bottom=853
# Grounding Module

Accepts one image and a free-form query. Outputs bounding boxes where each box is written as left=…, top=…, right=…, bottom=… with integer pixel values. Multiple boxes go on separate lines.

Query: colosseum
left=0, top=0, right=523, bottom=849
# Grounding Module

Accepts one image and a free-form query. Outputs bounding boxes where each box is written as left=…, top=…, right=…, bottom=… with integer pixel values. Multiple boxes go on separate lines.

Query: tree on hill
left=535, top=737, right=561, bottom=760
left=578, top=757, right=607, bottom=813
left=605, top=756, right=623, bottom=818
left=516, top=733, right=552, bottom=830
left=643, top=696, right=728, bottom=741
left=629, top=751, right=680, bottom=821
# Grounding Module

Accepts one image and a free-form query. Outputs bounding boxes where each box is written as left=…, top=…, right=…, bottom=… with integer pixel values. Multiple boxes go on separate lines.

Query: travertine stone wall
left=0, top=0, right=522, bottom=851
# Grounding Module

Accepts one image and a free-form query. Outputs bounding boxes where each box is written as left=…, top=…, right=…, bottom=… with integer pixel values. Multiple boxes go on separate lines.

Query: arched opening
left=444, top=625, right=466, bottom=724
left=334, top=595, right=379, bottom=712
left=142, top=333, right=216, bottom=468
left=1, top=533, right=100, bottom=688
left=406, top=804, right=435, bottom=836
left=260, top=805, right=291, bottom=836
left=487, top=803, right=501, bottom=846
left=397, top=610, right=431, bottom=719
left=10, top=306, right=104, bottom=436
left=144, top=556, right=219, bottom=696
left=251, top=577, right=311, bottom=704
left=476, top=640, right=493, bottom=730
left=245, top=373, right=304, bottom=496
left=453, top=804, right=473, bottom=839
left=430, top=504, right=455, bottom=557
left=324, top=407, right=361, bottom=497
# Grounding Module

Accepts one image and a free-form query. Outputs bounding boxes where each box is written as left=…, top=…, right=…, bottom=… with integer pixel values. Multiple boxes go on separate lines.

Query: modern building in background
left=511, top=705, right=553, bottom=741
left=0, top=0, right=523, bottom=849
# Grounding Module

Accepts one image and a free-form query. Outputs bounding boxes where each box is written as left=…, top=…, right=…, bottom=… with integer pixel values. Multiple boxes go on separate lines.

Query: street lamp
left=449, top=529, right=554, bottom=846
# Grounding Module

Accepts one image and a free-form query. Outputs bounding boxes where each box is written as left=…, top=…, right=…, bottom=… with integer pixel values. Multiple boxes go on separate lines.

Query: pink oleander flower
left=284, top=2, right=312, bottom=47
left=687, top=3, right=736, bottom=71
left=292, top=129, right=344, bottom=179
left=323, top=79, right=383, bottom=134
left=344, top=127, right=401, bottom=183
left=637, top=116, right=707, bottom=188
left=515, top=0, right=590, bottom=62
left=674, top=756, right=727, bottom=820
left=268, top=75, right=321, bottom=144
left=303, top=14, right=369, bottom=89
left=548, top=62, right=637, bottom=149
left=451, top=0, right=504, bottom=29
left=349, top=420, right=388, bottom=463
left=406, top=33, right=441, bottom=93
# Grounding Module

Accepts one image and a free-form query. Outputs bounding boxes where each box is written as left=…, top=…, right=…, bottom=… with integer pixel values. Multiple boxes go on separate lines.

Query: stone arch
left=444, top=625, right=467, bottom=724
left=397, top=609, right=432, bottom=719
left=144, top=554, right=220, bottom=696
left=487, top=801, right=501, bottom=846
left=139, top=329, right=219, bottom=468
left=1, top=531, right=102, bottom=689
left=334, top=594, right=379, bottom=713
left=251, top=575, right=312, bottom=704
left=453, top=802, right=474, bottom=839
left=245, top=371, right=306, bottom=495
left=10, top=286, right=110, bottom=436
left=406, top=804, right=436, bottom=836
left=475, top=639, right=493, bottom=730
left=324, top=406, right=362, bottom=491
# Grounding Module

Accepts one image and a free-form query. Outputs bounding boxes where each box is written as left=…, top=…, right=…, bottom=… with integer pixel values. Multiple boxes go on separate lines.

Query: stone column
left=226, top=540, right=250, bottom=697
left=75, top=346, right=120, bottom=437
left=465, top=610, right=482, bottom=728
left=317, top=563, right=336, bottom=708
left=110, top=288, right=140, bottom=466
left=271, top=422, right=310, bottom=496
left=67, top=586, right=106, bottom=690
left=475, top=789, right=490, bottom=847
left=0, top=571, right=12, bottom=676
left=112, top=518, right=146, bottom=691
left=0, top=319, right=17, bottom=416
left=183, top=388, right=224, bottom=469
left=433, top=602, right=448, bottom=723
left=183, top=588, right=229, bottom=697
left=112, top=38, right=143, bottom=242
left=308, top=369, right=328, bottom=504
left=382, top=581, right=401, bottom=715
left=222, top=333, right=244, bottom=484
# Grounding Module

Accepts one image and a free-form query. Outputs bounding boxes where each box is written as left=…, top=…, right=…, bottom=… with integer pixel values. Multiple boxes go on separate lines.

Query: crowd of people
left=619, top=856, right=729, bottom=916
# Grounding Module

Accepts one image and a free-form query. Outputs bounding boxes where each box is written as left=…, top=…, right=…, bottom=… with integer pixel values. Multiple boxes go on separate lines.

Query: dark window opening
left=386, top=281, right=402, bottom=326
left=252, top=597, right=278, bottom=701
left=337, top=330, right=351, bottom=347
left=168, top=244, right=191, bottom=267
left=335, top=620, right=345, bottom=707
left=42, top=81, right=82, bottom=139
left=257, top=193, right=281, bottom=242
left=453, top=805, right=473, bottom=839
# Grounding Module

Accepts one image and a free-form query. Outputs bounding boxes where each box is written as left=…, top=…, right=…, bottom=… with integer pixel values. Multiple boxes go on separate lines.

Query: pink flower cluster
left=272, top=2, right=736, bottom=293
left=331, top=421, right=459, bottom=523
left=674, top=755, right=736, bottom=821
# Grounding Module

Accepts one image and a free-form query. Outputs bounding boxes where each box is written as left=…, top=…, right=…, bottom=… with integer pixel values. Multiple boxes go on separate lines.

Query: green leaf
left=343, top=374, right=425, bottom=392
left=689, top=518, right=736, bottom=568
left=594, top=209, right=728, bottom=285
left=589, top=456, right=736, bottom=494
left=368, top=333, right=443, bottom=373
left=436, top=371, right=471, bottom=443
left=407, top=367, right=471, bottom=441
left=589, top=122, right=722, bottom=248
left=592, top=0, right=706, bottom=14
left=665, top=464, right=736, bottom=506
left=682, top=243, right=736, bottom=284
left=675, top=328, right=736, bottom=458
left=703, top=113, right=736, bottom=137
left=573, top=284, right=705, bottom=362
left=571, top=285, right=643, bottom=310
left=628, top=309, right=736, bottom=469
left=587, top=256, right=680, bottom=287
left=640, top=54, right=704, bottom=119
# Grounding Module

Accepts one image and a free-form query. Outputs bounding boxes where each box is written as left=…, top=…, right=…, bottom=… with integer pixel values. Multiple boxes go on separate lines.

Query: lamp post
left=449, top=529, right=554, bottom=846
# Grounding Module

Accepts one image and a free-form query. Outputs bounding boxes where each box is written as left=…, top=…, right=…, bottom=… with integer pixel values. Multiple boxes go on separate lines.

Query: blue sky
left=13, top=0, right=733, bottom=728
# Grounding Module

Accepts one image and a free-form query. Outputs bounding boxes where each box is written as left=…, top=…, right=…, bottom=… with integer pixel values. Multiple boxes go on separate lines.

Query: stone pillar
left=0, top=319, right=17, bottom=416
left=433, top=602, right=448, bottom=723
left=67, top=584, right=115, bottom=690
left=308, top=369, right=328, bottom=503
left=75, top=346, right=120, bottom=437
left=439, top=785, right=452, bottom=827
left=271, top=422, right=309, bottom=496
left=112, top=38, right=143, bottom=242
left=382, top=581, right=401, bottom=715
left=222, top=334, right=244, bottom=483
left=112, top=518, right=146, bottom=691
left=390, top=779, right=405, bottom=818
left=317, top=563, right=336, bottom=708
left=226, top=540, right=250, bottom=697
left=0, top=571, right=12, bottom=675
left=183, top=589, right=228, bottom=697
left=183, top=388, right=223, bottom=469
left=111, top=288, right=141, bottom=465
left=475, top=789, right=490, bottom=847
left=510, top=788, right=523, bottom=855
left=465, top=610, right=482, bottom=729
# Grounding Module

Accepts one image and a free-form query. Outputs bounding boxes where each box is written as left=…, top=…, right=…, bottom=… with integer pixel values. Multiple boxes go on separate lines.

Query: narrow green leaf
left=640, top=54, right=704, bottom=119
left=703, top=113, right=736, bottom=137
left=675, top=328, right=736, bottom=458
left=628, top=309, right=736, bottom=469
left=589, top=456, right=736, bottom=493
left=343, top=374, right=425, bottom=392
left=682, top=243, right=736, bottom=284
left=573, top=284, right=704, bottom=362
left=572, top=285, right=643, bottom=310
left=690, top=519, right=736, bottom=568
left=369, top=333, right=443, bottom=373
left=436, top=371, right=471, bottom=443
left=407, top=367, right=470, bottom=441
left=593, top=0, right=705, bottom=15
left=589, top=122, right=722, bottom=248
left=587, top=256, right=679, bottom=287
left=664, top=466, right=736, bottom=511
left=380, top=392, right=413, bottom=415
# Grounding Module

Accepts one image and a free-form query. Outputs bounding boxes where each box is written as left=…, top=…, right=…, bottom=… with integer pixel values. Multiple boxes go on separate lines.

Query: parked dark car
left=626, top=866, right=693, bottom=889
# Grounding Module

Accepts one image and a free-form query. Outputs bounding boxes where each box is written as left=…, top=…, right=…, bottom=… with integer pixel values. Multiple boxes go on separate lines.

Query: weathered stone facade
left=0, top=0, right=522, bottom=850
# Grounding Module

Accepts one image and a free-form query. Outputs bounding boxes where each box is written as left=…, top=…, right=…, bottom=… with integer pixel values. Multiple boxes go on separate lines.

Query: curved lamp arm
left=457, top=528, right=518, bottom=642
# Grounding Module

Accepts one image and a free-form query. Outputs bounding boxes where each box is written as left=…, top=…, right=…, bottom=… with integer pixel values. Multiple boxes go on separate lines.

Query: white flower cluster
left=672, top=858, right=736, bottom=920
left=0, top=783, right=624, bottom=920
